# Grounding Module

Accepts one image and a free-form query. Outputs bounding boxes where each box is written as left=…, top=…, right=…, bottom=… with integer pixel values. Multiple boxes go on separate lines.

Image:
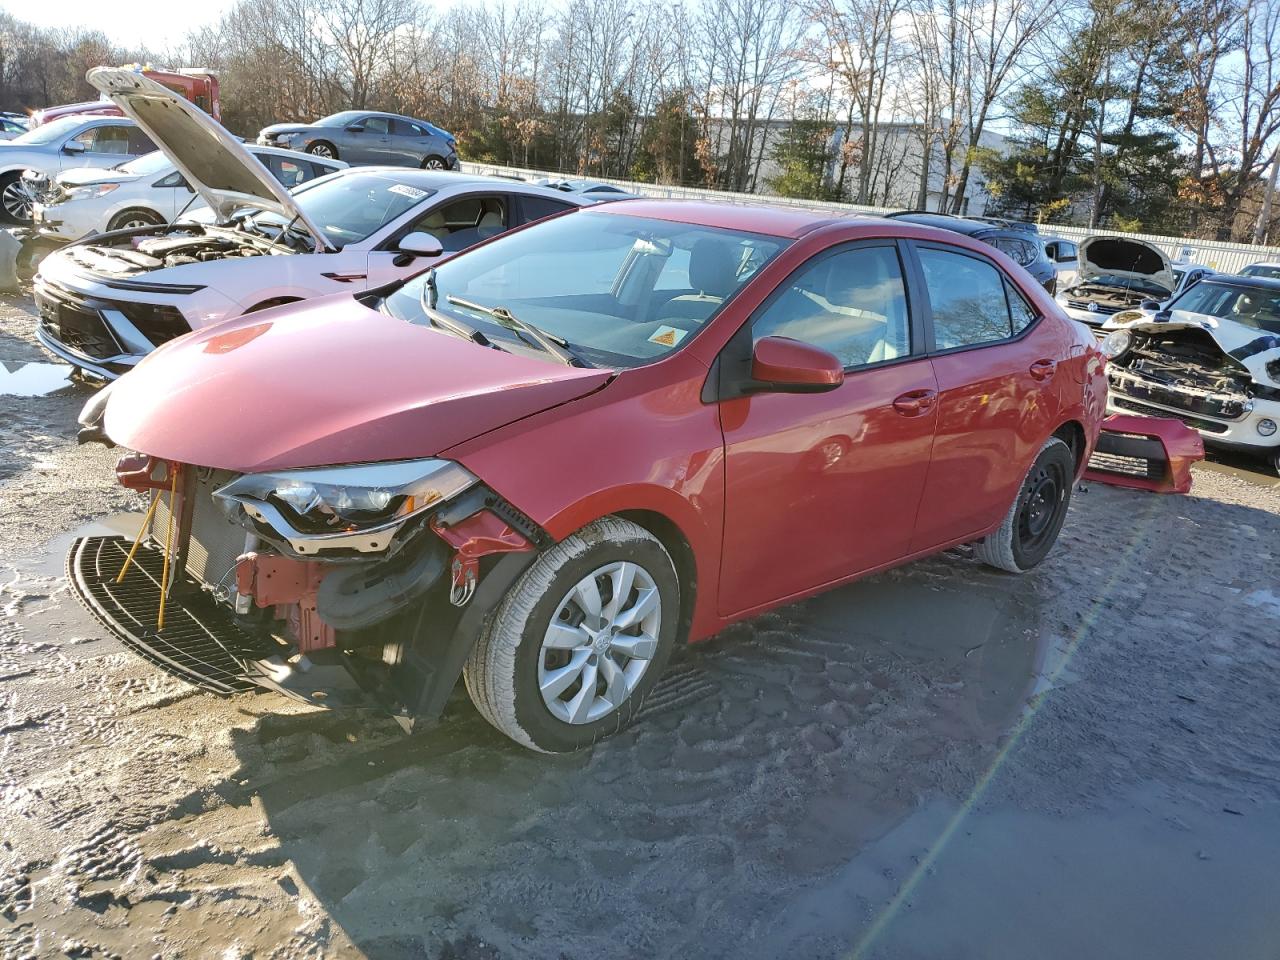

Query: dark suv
left=887, top=212, right=1057, bottom=294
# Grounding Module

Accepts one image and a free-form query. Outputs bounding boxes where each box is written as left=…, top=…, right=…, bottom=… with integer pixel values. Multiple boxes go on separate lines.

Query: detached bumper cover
left=1085, top=413, right=1204, bottom=494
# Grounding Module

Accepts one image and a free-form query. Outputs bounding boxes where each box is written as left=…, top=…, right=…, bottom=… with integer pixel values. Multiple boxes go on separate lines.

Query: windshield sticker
left=388, top=184, right=428, bottom=200
left=648, top=325, right=688, bottom=347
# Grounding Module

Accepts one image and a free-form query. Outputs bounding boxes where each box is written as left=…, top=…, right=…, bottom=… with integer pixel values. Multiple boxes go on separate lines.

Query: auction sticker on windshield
left=389, top=184, right=428, bottom=200
left=648, top=325, right=688, bottom=347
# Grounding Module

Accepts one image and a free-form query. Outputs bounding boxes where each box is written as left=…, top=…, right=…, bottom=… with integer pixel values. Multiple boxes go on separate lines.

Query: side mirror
left=397, top=231, right=444, bottom=257
left=1140, top=299, right=1162, bottom=311
left=345, top=124, right=363, bottom=133
left=62, top=140, right=86, bottom=154
left=750, top=336, right=844, bottom=393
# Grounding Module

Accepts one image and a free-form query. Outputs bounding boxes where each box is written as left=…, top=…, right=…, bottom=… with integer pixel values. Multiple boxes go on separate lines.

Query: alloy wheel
left=423, top=157, right=445, bottom=169
left=2, top=178, right=36, bottom=221
left=537, top=561, right=662, bottom=724
left=310, top=143, right=335, bottom=158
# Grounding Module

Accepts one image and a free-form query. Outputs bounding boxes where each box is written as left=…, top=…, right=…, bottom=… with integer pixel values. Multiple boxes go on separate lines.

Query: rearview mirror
left=750, top=336, right=844, bottom=393
left=62, top=141, right=86, bottom=154
left=397, top=231, right=444, bottom=257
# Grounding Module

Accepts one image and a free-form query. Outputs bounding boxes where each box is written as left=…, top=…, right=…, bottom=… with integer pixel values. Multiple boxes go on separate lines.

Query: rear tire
left=974, top=437, right=1074, bottom=574
left=464, top=517, right=680, bottom=752
left=307, top=141, right=338, bottom=160
left=107, top=208, right=165, bottom=232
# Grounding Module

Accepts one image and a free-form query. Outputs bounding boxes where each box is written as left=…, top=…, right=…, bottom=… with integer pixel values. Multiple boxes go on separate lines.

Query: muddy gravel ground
left=2, top=293, right=1280, bottom=960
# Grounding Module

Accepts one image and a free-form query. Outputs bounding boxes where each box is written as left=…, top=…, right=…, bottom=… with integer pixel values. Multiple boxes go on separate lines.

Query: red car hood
left=103, top=296, right=613, bottom=472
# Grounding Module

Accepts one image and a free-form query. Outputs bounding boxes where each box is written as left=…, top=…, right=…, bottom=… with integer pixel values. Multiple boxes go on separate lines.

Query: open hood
left=86, top=67, right=334, bottom=252
left=1078, top=236, right=1174, bottom=292
left=1121, top=314, right=1280, bottom=389
left=102, top=296, right=613, bottom=473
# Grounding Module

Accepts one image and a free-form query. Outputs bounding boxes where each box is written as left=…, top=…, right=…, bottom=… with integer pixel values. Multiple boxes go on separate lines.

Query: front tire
left=421, top=155, right=447, bottom=170
left=0, top=171, right=35, bottom=224
left=974, top=437, right=1074, bottom=574
left=307, top=141, right=338, bottom=160
left=107, top=208, right=165, bottom=232
left=464, top=517, right=681, bottom=752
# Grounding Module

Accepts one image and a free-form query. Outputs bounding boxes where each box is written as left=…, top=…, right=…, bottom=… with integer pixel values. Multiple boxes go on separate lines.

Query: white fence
left=461, top=160, right=1280, bottom=275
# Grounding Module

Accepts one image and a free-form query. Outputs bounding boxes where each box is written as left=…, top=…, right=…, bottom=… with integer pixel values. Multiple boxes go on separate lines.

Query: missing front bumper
left=67, top=535, right=273, bottom=693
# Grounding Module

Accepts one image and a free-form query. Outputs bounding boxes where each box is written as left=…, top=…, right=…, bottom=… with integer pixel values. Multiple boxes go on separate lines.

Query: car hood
left=102, top=296, right=614, bottom=473
left=57, top=166, right=145, bottom=187
left=1119, top=313, right=1280, bottom=388
left=260, top=122, right=313, bottom=137
left=87, top=68, right=334, bottom=252
left=1078, top=236, right=1174, bottom=291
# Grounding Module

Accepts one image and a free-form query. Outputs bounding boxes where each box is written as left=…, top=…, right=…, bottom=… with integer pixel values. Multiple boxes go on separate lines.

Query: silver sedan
left=257, top=111, right=459, bottom=169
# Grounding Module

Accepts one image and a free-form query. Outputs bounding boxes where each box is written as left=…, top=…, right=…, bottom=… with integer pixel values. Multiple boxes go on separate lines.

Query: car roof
left=887, top=211, right=1012, bottom=237
left=583, top=198, right=869, bottom=238
left=1200, top=274, right=1280, bottom=291
left=328, top=167, right=593, bottom=200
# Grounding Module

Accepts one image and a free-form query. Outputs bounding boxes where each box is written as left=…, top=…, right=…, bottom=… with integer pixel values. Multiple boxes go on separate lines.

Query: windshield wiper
left=445, top=295, right=585, bottom=367
left=420, top=276, right=491, bottom=347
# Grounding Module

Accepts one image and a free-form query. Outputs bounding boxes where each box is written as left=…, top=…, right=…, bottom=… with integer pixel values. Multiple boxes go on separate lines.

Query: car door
left=905, top=242, right=1063, bottom=553
left=389, top=119, right=431, bottom=166
left=717, top=241, right=939, bottom=617
left=339, top=115, right=391, bottom=164
left=364, top=192, right=514, bottom=286
left=62, top=123, right=134, bottom=172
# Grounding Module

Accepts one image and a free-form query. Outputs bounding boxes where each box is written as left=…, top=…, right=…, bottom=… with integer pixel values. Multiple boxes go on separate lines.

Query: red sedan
left=73, top=200, right=1106, bottom=752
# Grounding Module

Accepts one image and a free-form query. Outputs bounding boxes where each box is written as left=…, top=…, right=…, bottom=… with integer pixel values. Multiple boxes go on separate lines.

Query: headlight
left=213, top=458, right=478, bottom=554
left=1101, top=329, right=1132, bottom=360
left=64, top=183, right=118, bottom=201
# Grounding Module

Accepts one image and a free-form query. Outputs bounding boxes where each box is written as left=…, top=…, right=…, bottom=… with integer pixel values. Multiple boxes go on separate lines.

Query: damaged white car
left=1103, top=274, right=1280, bottom=473
left=34, top=67, right=591, bottom=380
left=1057, top=236, right=1176, bottom=328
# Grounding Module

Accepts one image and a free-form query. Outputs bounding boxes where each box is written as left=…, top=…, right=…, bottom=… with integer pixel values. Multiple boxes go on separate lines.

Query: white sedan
left=31, top=145, right=346, bottom=241
left=34, top=68, right=595, bottom=380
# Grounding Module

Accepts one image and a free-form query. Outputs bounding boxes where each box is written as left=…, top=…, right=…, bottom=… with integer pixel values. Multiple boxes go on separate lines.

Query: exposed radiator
left=149, top=468, right=248, bottom=591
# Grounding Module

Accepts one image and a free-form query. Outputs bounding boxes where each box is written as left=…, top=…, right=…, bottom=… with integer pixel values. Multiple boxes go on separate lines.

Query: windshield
left=117, top=150, right=173, bottom=176
left=1242, top=263, right=1280, bottom=280
left=1082, top=273, right=1171, bottom=297
left=314, top=112, right=364, bottom=128
left=11, top=116, right=86, bottom=146
left=1169, top=281, right=1280, bottom=334
left=380, top=210, right=790, bottom=368
left=251, top=172, right=435, bottom=246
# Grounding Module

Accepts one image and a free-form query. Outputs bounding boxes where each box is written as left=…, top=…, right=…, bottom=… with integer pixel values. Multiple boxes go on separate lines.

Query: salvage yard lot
left=2, top=292, right=1279, bottom=959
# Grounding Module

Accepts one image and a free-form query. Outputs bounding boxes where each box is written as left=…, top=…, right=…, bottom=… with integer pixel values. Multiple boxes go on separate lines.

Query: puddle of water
left=26, top=512, right=146, bottom=577
left=0, top=359, right=73, bottom=397
left=1199, top=453, right=1280, bottom=489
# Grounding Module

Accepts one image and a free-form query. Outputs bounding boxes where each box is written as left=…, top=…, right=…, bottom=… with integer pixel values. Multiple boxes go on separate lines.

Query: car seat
left=662, top=239, right=740, bottom=323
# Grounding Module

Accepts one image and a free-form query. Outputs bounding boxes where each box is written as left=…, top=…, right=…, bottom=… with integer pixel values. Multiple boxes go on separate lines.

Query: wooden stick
left=116, top=489, right=161, bottom=584
left=157, top=465, right=179, bottom=631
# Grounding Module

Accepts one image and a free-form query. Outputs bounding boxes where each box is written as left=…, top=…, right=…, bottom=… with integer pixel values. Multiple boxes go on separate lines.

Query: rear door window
left=918, top=247, right=1017, bottom=349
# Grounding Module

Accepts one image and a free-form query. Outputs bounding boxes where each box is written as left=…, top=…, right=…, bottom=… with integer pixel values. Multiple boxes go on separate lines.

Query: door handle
left=1030, top=359, right=1057, bottom=380
left=892, top=389, right=937, bottom=416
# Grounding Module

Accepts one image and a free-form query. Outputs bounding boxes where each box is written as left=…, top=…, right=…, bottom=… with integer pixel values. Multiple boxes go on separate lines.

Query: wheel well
left=615, top=509, right=697, bottom=643
left=1053, top=420, right=1087, bottom=473
left=245, top=296, right=302, bottom=314
left=110, top=207, right=163, bottom=225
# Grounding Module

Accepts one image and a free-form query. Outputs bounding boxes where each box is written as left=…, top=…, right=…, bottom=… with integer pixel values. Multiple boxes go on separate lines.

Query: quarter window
left=752, top=245, right=911, bottom=368
left=919, top=248, right=1017, bottom=349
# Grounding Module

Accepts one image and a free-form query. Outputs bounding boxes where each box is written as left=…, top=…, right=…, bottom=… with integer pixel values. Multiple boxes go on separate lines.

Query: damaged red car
left=72, top=201, right=1106, bottom=752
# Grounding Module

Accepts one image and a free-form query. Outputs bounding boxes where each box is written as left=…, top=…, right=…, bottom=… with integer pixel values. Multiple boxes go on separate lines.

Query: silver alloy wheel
left=537, top=561, right=661, bottom=724
left=2, top=178, right=35, bottom=220
left=423, top=157, right=445, bottom=169
left=118, top=214, right=157, bottom=230
left=310, top=143, right=335, bottom=158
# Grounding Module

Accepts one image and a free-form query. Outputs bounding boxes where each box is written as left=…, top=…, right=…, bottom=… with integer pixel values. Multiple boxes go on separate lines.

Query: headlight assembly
left=213, top=458, right=478, bottom=555
left=1101, top=329, right=1132, bottom=360
left=65, top=183, right=119, bottom=201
